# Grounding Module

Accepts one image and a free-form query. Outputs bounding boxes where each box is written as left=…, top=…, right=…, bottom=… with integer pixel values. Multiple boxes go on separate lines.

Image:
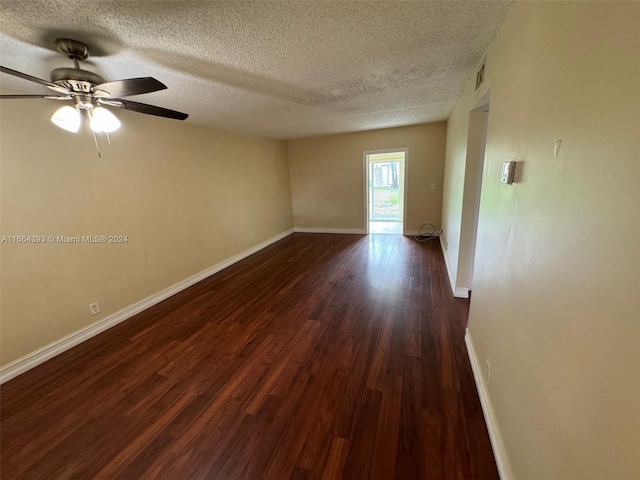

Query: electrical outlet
left=89, top=302, right=100, bottom=315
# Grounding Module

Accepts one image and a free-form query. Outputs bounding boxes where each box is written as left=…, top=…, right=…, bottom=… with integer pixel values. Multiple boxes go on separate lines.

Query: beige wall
left=0, top=96, right=293, bottom=366
left=441, top=99, right=469, bottom=286
left=288, top=123, right=446, bottom=232
left=442, top=2, right=639, bottom=479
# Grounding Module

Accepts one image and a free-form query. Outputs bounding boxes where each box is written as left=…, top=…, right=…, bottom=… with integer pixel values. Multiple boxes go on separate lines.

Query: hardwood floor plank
left=0, top=233, right=498, bottom=479
left=332, top=316, right=376, bottom=439
left=245, top=319, right=321, bottom=414
left=405, top=246, right=423, bottom=359
left=395, top=356, right=425, bottom=480
left=262, top=334, right=357, bottom=479
left=296, top=337, right=357, bottom=472
left=320, top=436, right=350, bottom=480
left=241, top=372, right=313, bottom=480
left=370, top=374, right=403, bottom=479
left=341, top=387, right=383, bottom=480
left=365, top=312, right=395, bottom=392
left=94, top=391, right=198, bottom=478
left=208, top=395, right=283, bottom=479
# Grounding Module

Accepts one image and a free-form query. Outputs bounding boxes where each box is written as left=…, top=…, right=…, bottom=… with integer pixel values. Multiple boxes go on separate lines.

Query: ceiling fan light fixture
left=51, top=105, right=81, bottom=133
left=90, top=107, right=121, bottom=133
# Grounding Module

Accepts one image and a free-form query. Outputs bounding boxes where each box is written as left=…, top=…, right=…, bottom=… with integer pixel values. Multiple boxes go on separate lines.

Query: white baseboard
left=439, top=236, right=469, bottom=298
left=0, top=228, right=295, bottom=385
left=405, top=229, right=443, bottom=239
left=454, top=286, right=470, bottom=298
left=465, top=330, right=514, bottom=480
left=294, top=227, right=441, bottom=237
left=294, top=227, right=366, bottom=234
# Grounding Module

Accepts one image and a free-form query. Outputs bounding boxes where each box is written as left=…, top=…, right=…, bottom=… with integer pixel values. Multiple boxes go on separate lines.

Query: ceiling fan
left=0, top=38, right=188, bottom=136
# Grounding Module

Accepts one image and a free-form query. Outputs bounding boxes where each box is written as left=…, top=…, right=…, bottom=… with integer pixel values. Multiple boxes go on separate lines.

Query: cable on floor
left=414, top=223, right=440, bottom=242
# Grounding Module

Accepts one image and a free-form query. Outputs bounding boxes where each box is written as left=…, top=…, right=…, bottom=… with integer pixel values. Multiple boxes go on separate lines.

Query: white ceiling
left=0, top=1, right=512, bottom=140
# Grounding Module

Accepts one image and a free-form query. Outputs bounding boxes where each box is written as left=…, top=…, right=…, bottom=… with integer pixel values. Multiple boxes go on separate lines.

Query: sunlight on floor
left=369, top=221, right=402, bottom=234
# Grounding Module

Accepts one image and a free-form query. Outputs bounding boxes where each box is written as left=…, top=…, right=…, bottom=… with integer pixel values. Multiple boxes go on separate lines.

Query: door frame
left=363, top=147, right=409, bottom=234
left=466, top=93, right=490, bottom=290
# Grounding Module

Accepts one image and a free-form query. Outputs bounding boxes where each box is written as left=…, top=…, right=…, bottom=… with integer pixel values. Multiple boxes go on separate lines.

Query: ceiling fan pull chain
left=91, top=128, right=102, bottom=158
left=105, top=131, right=111, bottom=145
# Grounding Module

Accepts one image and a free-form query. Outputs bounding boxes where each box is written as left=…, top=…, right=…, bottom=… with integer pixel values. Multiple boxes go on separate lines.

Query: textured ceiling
left=0, top=1, right=513, bottom=139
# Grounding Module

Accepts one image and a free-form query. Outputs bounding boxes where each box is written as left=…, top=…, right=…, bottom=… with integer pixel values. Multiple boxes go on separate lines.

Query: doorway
left=364, top=149, right=407, bottom=235
left=462, top=93, right=490, bottom=293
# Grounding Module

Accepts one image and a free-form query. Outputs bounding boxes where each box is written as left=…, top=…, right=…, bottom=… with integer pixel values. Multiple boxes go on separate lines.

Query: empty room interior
left=1, top=1, right=638, bottom=479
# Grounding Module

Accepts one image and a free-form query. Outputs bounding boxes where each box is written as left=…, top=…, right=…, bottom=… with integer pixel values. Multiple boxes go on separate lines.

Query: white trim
left=404, top=229, right=443, bottom=238
left=465, top=330, right=514, bottom=480
left=454, top=286, right=470, bottom=298
left=293, top=227, right=366, bottom=234
left=439, top=235, right=469, bottom=298
left=363, top=154, right=369, bottom=234
left=0, top=228, right=295, bottom=384
left=466, top=92, right=491, bottom=292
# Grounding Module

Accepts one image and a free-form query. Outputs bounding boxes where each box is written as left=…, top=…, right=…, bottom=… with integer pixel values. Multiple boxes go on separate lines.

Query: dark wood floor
left=1, top=233, right=498, bottom=480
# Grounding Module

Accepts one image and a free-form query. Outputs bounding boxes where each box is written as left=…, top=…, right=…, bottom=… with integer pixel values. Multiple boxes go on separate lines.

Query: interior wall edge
left=0, top=228, right=295, bottom=385
left=439, top=235, right=469, bottom=298
left=465, top=328, right=514, bottom=480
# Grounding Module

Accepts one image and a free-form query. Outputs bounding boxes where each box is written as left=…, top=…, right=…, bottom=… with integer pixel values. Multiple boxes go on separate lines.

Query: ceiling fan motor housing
left=55, top=38, right=89, bottom=61
left=50, top=68, right=106, bottom=92
left=50, top=38, right=106, bottom=93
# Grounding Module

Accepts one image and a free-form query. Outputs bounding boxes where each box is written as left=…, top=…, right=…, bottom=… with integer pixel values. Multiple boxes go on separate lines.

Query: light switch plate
left=501, top=161, right=515, bottom=184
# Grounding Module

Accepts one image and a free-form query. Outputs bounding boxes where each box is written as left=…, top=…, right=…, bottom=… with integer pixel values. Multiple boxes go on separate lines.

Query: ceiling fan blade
left=97, top=99, right=124, bottom=107
left=0, top=65, right=70, bottom=95
left=101, top=98, right=188, bottom=120
left=0, top=94, right=72, bottom=100
left=93, top=77, right=167, bottom=97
